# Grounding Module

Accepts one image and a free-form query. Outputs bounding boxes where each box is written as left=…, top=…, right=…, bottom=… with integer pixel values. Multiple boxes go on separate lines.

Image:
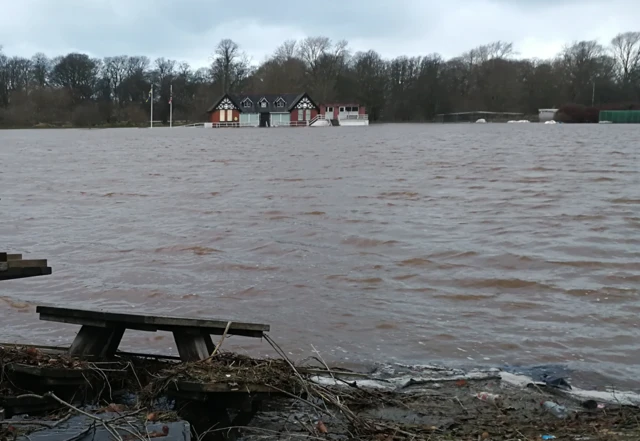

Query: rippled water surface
left=1, top=124, right=639, bottom=386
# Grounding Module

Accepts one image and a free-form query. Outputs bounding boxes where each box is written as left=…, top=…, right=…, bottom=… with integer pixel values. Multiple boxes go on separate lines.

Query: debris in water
left=581, top=399, right=598, bottom=410
left=541, top=401, right=568, bottom=419
left=316, top=420, right=328, bottom=434
left=543, top=375, right=572, bottom=390
left=476, top=392, right=502, bottom=405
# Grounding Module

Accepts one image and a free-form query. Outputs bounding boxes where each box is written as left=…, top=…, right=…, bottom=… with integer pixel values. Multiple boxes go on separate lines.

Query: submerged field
left=1, top=123, right=639, bottom=390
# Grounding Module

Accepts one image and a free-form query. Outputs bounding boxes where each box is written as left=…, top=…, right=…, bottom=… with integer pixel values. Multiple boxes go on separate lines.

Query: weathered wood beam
left=7, top=259, right=48, bottom=268
left=0, top=267, right=52, bottom=280
left=36, top=306, right=269, bottom=337
left=68, top=325, right=125, bottom=358
left=173, top=330, right=212, bottom=361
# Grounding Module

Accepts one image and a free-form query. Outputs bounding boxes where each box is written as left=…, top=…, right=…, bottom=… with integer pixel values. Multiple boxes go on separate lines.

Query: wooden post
left=68, top=326, right=125, bottom=358
left=173, top=330, right=213, bottom=361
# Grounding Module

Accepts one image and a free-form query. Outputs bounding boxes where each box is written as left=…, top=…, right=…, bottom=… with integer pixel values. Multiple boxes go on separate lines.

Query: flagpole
left=169, top=84, right=173, bottom=128
left=150, top=85, right=153, bottom=128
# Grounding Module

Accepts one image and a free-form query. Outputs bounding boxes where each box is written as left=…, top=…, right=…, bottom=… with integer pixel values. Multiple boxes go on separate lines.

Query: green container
left=599, top=110, right=640, bottom=123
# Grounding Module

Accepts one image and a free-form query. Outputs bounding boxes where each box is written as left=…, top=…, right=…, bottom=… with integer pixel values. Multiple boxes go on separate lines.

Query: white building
left=538, top=109, right=558, bottom=122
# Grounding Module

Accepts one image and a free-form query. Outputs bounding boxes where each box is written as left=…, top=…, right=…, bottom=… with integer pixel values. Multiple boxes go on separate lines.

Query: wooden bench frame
left=36, top=306, right=270, bottom=362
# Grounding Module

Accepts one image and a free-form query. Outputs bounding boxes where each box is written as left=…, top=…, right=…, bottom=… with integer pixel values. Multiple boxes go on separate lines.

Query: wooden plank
left=7, top=254, right=23, bottom=261
left=38, top=314, right=112, bottom=328
left=39, top=314, right=187, bottom=333
left=173, top=330, right=211, bottom=361
left=7, top=259, right=48, bottom=268
left=0, top=395, right=58, bottom=416
left=0, top=267, right=52, bottom=281
left=172, top=381, right=280, bottom=394
left=202, top=331, right=216, bottom=354
left=0, top=342, right=69, bottom=352
left=36, top=305, right=270, bottom=337
left=8, top=363, right=87, bottom=378
left=104, top=327, right=126, bottom=356
left=68, top=325, right=125, bottom=358
left=37, top=305, right=270, bottom=332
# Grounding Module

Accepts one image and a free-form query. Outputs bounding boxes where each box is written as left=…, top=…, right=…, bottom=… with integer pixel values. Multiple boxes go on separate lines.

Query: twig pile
left=2, top=344, right=640, bottom=441
left=0, top=345, right=87, bottom=369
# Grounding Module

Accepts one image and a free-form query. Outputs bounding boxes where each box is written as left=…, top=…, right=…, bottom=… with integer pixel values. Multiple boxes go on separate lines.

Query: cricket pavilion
left=205, top=92, right=368, bottom=127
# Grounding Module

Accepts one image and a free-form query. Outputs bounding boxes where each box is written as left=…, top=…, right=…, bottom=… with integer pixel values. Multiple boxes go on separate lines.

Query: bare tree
left=125, top=56, right=150, bottom=76
left=103, top=56, right=128, bottom=103
left=296, top=37, right=349, bottom=100
left=154, top=58, right=176, bottom=81
left=116, top=56, right=150, bottom=103
left=559, top=40, right=611, bottom=104
left=296, top=37, right=332, bottom=71
left=0, top=47, right=8, bottom=107
left=611, top=32, right=640, bottom=85
left=31, top=52, right=50, bottom=88
left=273, top=40, right=298, bottom=62
left=484, top=41, right=515, bottom=60
left=5, top=56, right=32, bottom=93
left=211, top=39, right=251, bottom=93
left=178, top=62, right=191, bottom=78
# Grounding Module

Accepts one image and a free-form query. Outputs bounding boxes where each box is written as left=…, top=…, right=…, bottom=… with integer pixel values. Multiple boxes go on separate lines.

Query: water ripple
left=1, top=124, right=639, bottom=388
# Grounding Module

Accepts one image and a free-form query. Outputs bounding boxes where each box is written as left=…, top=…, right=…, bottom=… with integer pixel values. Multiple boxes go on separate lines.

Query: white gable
left=295, top=97, right=315, bottom=109
left=216, top=97, right=237, bottom=110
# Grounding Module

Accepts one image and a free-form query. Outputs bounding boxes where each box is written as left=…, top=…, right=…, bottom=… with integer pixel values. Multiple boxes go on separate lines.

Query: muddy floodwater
left=1, top=124, right=639, bottom=387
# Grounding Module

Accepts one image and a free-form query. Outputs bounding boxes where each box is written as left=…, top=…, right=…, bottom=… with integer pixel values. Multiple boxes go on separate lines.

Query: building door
left=326, top=107, right=333, bottom=119
left=220, top=110, right=226, bottom=122
left=227, top=109, right=233, bottom=122
left=259, top=112, right=270, bottom=127
left=339, top=106, right=346, bottom=119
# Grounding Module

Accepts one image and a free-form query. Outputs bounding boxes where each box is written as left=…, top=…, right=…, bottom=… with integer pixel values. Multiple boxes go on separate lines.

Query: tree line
left=0, top=32, right=639, bottom=127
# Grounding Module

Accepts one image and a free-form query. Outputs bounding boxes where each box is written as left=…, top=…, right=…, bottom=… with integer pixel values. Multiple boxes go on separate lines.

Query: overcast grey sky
left=0, top=0, right=638, bottom=68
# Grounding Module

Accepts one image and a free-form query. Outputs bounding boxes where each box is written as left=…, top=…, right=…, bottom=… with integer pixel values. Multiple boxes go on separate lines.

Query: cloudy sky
left=0, top=0, right=637, bottom=68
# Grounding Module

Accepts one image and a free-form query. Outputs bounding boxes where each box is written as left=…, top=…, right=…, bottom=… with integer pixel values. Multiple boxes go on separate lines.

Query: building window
left=241, top=98, right=252, bottom=108
left=298, top=109, right=303, bottom=121
left=259, top=98, right=268, bottom=108
left=275, top=99, right=285, bottom=108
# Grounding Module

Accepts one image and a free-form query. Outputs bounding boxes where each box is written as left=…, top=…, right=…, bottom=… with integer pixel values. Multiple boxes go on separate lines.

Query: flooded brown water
left=1, top=124, right=639, bottom=386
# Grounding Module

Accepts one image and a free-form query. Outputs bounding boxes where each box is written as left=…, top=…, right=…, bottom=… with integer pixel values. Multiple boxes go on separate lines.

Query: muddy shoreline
left=1, top=344, right=639, bottom=441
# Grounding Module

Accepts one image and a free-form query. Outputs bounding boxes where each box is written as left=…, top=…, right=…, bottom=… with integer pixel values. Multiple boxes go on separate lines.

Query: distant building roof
left=207, top=93, right=319, bottom=113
